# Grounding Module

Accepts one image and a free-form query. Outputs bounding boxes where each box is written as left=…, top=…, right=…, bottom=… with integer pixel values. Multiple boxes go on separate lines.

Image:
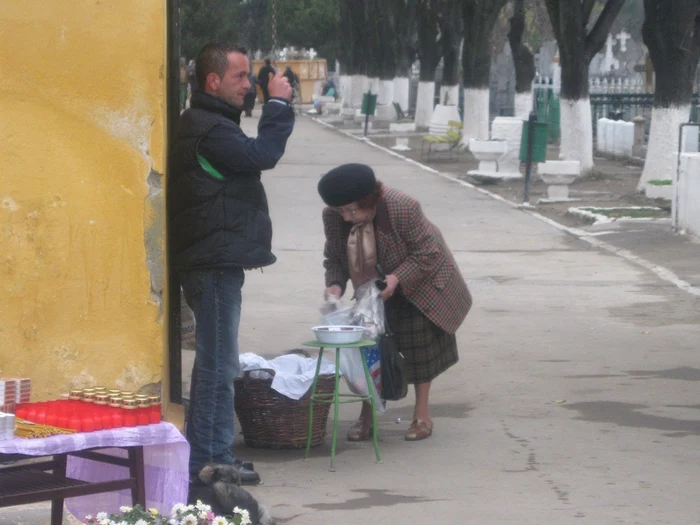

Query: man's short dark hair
left=195, top=42, right=248, bottom=91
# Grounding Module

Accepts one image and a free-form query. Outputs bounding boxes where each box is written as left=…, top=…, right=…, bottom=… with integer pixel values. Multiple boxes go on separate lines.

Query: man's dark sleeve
left=198, top=102, right=295, bottom=174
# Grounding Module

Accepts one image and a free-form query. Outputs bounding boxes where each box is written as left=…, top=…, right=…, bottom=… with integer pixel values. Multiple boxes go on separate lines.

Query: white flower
left=99, top=519, right=110, bottom=525
left=96, top=512, right=108, bottom=520
left=134, top=520, right=149, bottom=525
left=180, top=516, right=198, bottom=525
left=169, top=519, right=179, bottom=525
left=233, top=507, right=251, bottom=525
left=212, top=517, right=229, bottom=525
left=171, top=503, right=187, bottom=515
left=84, top=516, right=93, bottom=521
left=119, top=506, right=132, bottom=513
left=195, top=501, right=211, bottom=513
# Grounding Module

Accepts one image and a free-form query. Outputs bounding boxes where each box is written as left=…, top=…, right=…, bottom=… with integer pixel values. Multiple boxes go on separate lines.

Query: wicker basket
left=234, top=369, right=335, bottom=449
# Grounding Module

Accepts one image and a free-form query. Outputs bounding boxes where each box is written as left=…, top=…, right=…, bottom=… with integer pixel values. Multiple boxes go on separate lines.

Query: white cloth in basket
left=239, top=353, right=336, bottom=400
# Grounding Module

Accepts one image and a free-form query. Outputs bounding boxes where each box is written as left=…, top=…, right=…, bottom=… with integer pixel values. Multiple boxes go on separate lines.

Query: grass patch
left=578, top=206, right=669, bottom=219
left=648, top=179, right=672, bottom=186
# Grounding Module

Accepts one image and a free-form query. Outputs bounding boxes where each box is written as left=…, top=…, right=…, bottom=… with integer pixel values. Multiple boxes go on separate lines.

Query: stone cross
left=308, top=48, right=317, bottom=60
left=616, top=31, right=631, bottom=53
left=602, top=34, right=620, bottom=73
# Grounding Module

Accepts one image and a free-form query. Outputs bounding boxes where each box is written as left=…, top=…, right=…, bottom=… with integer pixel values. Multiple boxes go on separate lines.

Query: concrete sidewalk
left=7, top=113, right=700, bottom=525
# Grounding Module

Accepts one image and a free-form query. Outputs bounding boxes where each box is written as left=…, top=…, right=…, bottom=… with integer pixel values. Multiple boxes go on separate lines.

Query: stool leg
left=360, top=348, right=382, bottom=464
left=329, top=347, right=341, bottom=472
left=305, top=348, right=324, bottom=460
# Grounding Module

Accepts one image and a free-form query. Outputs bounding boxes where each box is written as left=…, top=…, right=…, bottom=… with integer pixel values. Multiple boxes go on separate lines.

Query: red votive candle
left=148, top=396, right=161, bottom=424
left=123, top=399, right=138, bottom=427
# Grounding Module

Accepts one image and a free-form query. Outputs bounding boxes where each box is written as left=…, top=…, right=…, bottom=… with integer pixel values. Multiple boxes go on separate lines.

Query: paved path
left=238, top=115, right=700, bottom=525
left=7, top=114, right=700, bottom=525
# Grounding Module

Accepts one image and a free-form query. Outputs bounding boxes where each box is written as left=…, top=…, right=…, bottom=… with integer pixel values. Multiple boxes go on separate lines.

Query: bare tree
left=508, top=0, right=536, bottom=118
left=638, top=0, right=700, bottom=188
left=544, top=0, right=626, bottom=173
left=461, top=0, right=509, bottom=141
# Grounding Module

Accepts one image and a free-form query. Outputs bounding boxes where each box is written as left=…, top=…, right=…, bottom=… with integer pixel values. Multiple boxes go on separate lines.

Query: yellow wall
left=0, top=2, right=167, bottom=400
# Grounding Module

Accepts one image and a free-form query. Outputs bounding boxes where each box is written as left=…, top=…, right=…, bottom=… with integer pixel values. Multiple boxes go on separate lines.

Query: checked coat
left=322, top=186, right=472, bottom=334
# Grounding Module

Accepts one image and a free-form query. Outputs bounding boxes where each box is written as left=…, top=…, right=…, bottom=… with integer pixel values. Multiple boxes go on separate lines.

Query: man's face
left=210, top=52, right=251, bottom=107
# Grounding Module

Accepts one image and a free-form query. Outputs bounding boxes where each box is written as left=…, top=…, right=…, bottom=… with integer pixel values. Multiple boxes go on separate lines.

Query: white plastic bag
left=318, top=282, right=386, bottom=411
left=336, top=347, right=385, bottom=412
left=351, top=281, right=385, bottom=339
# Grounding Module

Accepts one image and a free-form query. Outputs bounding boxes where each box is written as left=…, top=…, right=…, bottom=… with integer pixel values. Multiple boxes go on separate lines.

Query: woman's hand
left=324, top=285, right=343, bottom=300
left=379, top=274, right=399, bottom=301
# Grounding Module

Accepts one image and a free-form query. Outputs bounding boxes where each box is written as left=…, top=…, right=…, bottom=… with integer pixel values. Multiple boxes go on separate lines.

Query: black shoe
left=236, top=464, right=261, bottom=486
left=234, top=457, right=255, bottom=471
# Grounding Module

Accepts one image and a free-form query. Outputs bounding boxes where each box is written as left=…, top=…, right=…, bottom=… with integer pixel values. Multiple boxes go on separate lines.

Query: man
left=256, top=58, right=275, bottom=103
left=169, top=42, right=293, bottom=488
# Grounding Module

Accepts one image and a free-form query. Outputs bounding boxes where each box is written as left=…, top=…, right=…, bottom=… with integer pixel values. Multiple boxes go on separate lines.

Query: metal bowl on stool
left=311, top=325, right=365, bottom=345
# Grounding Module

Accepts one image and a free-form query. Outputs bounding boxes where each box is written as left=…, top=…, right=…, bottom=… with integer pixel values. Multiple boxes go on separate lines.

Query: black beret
left=317, top=163, right=376, bottom=206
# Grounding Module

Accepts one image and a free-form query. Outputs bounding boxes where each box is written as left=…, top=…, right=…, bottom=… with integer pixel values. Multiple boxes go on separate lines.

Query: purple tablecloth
left=0, top=422, right=189, bottom=518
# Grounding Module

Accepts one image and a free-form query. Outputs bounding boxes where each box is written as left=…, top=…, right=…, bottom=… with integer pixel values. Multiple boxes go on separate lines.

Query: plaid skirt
left=385, top=294, right=459, bottom=384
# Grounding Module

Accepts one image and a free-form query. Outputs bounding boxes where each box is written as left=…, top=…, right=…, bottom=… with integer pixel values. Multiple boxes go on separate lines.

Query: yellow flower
left=150, top=508, right=159, bottom=515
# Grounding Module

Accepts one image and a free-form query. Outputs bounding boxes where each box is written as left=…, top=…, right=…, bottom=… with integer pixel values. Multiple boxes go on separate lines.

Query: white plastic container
left=311, top=325, right=364, bottom=345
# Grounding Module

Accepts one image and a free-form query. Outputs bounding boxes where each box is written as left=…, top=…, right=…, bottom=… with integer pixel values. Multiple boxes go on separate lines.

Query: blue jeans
left=180, top=267, right=244, bottom=476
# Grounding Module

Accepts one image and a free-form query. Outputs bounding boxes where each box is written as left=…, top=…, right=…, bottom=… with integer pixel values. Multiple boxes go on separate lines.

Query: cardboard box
left=0, top=377, right=31, bottom=404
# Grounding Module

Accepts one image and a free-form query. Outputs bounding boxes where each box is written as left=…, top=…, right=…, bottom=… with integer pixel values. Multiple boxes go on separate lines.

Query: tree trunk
left=338, top=0, right=364, bottom=76
left=372, top=0, right=397, bottom=106
left=365, top=0, right=384, bottom=80
left=415, top=0, right=442, bottom=127
left=394, top=0, right=417, bottom=76
left=508, top=0, right=536, bottom=117
left=639, top=0, right=700, bottom=188
left=461, top=0, right=508, bottom=142
left=544, top=0, right=626, bottom=173
left=392, top=0, right=417, bottom=112
left=338, top=0, right=370, bottom=108
left=416, top=0, right=441, bottom=82
left=438, top=0, right=463, bottom=90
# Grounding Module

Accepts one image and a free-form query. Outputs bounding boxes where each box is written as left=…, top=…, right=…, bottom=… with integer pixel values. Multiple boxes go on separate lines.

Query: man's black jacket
left=169, top=91, right=294, bottom=270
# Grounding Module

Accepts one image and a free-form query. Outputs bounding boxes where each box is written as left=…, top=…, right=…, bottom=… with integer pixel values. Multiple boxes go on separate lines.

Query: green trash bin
left=361, top=92, right=377, bottom=115
left=548, top=96, right=561, bottom=142
left=519, top=120, right=549, bottom=162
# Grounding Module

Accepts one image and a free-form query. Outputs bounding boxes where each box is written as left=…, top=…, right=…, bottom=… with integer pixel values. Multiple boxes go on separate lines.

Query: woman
left=318, top=163, right=472, bottom=441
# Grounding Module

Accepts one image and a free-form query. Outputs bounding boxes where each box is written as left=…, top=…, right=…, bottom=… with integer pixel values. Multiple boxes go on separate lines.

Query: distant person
left=243, top=72, right=257, bottom=117
left=257, top=58, right=276, bottom=103
left=321, top=78, right=336, bottom=98
left=312, top=78, right=337, bottom=114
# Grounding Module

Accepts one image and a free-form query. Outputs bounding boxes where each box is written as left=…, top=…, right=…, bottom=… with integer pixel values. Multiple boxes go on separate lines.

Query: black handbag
left=378, top=329, right=408, bottom=401
left=374, top=264, right=408, bottom=401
